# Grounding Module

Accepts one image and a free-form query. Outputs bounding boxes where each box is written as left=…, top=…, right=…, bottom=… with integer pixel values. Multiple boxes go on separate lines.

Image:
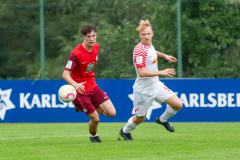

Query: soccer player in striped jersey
left=119, top=20, right=182, bottom=141
left=62, top=24, right=116, bottom=143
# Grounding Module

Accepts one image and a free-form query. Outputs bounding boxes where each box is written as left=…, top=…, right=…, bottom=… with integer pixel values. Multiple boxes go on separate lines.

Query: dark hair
left=80, top=24, right=97, bottom=35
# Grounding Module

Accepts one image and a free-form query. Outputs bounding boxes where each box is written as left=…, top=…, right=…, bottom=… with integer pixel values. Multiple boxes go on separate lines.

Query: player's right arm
left=62, top=70, right=85, bottom=93
left=137, top=67, right=175, bottom=78
left=133, top=47, right=175, bottom=78
left=62, top=53, right=85, bottom=93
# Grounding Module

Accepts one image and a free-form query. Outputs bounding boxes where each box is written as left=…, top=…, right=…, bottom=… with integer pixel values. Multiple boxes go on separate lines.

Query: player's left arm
left=156, top=51, right=177, bottom=63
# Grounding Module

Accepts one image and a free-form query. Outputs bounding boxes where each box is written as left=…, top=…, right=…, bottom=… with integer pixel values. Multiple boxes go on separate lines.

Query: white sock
left=123, top=116, right=136, bottom=133
left=159, top=106, right=177, bottom=123
left=90, top=134, right=98, bottom=137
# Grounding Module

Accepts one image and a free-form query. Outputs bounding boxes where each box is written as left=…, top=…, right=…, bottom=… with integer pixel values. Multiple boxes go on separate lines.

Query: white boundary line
left=0, top=134, right=90, bottom=141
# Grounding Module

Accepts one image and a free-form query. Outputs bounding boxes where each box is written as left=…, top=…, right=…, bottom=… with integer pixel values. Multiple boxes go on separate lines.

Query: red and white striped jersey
left=133, top=42, right=159, bottom=94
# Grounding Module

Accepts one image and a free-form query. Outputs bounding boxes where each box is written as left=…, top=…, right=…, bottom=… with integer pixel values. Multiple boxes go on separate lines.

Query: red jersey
left=64, top=43, right=100, bottom=92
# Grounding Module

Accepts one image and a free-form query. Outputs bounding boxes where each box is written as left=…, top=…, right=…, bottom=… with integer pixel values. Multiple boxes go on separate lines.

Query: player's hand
left=73, top=81, right=86, bottom=93
left=165, top=55, right=177, bottom=63
left=158, top=68, right=175, bottom=77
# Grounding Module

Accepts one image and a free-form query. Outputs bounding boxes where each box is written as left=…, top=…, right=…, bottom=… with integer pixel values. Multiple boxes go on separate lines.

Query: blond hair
left=136, top=19, right=152, bottom=33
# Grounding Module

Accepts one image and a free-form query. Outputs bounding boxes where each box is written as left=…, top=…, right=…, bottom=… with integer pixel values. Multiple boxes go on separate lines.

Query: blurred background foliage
left=0, top=0, right=239, bottom=79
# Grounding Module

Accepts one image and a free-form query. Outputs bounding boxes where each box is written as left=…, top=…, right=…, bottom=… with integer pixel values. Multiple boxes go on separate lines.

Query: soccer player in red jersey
left=62, top=24, right=116, bottom=143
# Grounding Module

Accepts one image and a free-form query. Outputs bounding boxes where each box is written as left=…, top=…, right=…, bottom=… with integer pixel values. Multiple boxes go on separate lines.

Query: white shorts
left=133, top=81, right=175, bottom=117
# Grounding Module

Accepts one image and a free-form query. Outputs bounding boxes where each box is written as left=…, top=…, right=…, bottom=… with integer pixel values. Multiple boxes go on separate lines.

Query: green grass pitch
left=1, top=123, right=240, bottom=160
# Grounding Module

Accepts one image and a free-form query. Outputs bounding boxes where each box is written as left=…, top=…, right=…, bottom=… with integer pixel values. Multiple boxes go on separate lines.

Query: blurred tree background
left=0, top=0, right=239, bottom=79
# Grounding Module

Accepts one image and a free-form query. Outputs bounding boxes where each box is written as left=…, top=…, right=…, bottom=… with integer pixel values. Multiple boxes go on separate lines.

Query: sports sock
left=123, top=116, right=136, bottom=133
left=90, top=134, right=98, bottom=137
left=159, top=105, right=177, bottom=123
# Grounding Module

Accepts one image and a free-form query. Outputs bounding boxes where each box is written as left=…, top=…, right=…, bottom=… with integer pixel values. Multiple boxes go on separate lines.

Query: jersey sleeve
left=133, top=47, right=147, bottom=68
left=64, top=52, right=78, bottom=71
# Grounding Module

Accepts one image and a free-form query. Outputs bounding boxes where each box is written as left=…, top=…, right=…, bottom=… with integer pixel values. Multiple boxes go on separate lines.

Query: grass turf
left=0, top=123, right=240, bottom=160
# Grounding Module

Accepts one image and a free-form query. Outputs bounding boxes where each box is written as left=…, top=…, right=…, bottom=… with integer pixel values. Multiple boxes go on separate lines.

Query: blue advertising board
left=0, top=79, right=240, bottom=122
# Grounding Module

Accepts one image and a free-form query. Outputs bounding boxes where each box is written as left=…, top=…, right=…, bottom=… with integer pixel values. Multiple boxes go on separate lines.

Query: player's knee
left=169, top=98, right=183, bottom=111
left=104, top=105, right=116, bottom=117
left=91, top=117, right=100, bottom=123
left=106, top=110, right=116, bottom=117
left=108, top=111, right=116, bottom=117
left=134, top=116, right=145, bottom=124
left=175, top=100, right=183, bottom=111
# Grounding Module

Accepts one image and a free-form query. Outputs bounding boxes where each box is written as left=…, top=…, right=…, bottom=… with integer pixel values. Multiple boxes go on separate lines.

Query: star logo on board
left=128, top=94, right=162, bottom=120
left=0, top=88, right=15, bottom=120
